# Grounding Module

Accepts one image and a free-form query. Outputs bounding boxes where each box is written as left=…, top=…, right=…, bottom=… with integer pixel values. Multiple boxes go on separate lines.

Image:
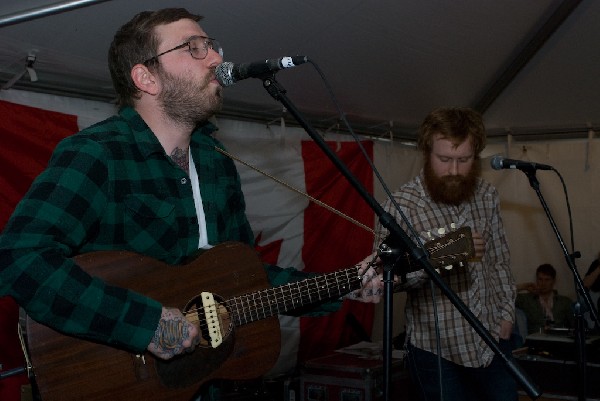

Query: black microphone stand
left=258, top=74, right=541, bottom=400
left=521, top=168, right=598, bottom=401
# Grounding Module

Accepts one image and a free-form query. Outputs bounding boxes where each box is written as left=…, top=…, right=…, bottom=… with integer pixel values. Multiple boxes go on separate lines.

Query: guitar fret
left=276, top=287, right=284, bottom=314
left=306, top=278, right=314, bottom=304
left=290, top=282, right=298, bottom=309
left=229, top=297, right=243, bottom=326
left=265, top=288, right=274, bottom=316
left=279, top=284, right=290, bottom=313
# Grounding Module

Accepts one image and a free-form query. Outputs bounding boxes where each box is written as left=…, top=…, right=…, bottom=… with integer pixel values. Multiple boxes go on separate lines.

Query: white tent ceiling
left=0, top=0, right=598, bottom=141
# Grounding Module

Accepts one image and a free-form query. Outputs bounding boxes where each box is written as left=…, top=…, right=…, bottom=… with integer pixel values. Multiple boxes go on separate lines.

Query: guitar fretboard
left=228, top=266, right=363, bottom=326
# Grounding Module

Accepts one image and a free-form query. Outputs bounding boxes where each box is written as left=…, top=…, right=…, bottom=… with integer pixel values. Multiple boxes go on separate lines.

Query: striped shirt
left=377, top=172, right=515, bottom=367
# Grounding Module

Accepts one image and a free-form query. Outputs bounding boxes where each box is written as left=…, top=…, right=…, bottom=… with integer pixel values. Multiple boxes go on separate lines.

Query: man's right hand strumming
left=147, top=307, right=200, bottom=360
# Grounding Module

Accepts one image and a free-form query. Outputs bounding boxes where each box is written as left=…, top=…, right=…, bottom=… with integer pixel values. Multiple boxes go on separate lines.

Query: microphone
left=215, top=56, right=308, bottom=87
left=490, top=155, right=553, bottom=171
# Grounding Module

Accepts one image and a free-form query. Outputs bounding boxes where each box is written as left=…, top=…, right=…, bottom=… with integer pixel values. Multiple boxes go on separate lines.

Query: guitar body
left=25, top=242, right=281, bottom=401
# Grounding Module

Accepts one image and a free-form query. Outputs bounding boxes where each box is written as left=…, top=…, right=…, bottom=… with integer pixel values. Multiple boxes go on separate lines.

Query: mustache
left=440, top=175, right=466, bottom=184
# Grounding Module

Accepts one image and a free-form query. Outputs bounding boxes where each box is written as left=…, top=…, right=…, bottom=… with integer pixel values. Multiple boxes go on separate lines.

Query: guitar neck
left=229, top=265, right=362, bottom=326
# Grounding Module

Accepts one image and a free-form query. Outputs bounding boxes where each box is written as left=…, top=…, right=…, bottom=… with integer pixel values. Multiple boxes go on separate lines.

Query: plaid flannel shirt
left=377, top=172, right=515, bottom=367
left=0, top=107, right=337, bottom=353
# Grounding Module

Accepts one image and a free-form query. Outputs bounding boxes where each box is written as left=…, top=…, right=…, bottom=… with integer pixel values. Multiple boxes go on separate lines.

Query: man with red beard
left=377, top=108, right=516, bottom=401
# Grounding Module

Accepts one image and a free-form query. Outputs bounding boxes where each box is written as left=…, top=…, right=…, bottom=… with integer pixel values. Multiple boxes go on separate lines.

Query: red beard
left=423, top=159, right=481, bottom=206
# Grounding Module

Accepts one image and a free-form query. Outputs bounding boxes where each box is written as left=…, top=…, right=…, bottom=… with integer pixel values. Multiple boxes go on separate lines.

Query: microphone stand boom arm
left=259, top=75, right=541, bottom=400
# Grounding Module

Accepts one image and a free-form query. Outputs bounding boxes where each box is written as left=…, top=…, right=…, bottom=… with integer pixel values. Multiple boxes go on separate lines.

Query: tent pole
left=0, top=0, right=112, bottom=28
left=473, top=0, right=582, bottom=113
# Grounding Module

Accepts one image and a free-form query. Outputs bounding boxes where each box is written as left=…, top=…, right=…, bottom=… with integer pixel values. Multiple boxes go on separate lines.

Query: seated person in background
left=516, top=263, right=574, bottom=335
left=583, top=252, right=600, bottom=330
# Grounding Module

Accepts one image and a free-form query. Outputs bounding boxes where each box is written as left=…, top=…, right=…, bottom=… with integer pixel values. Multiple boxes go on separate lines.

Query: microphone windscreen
left=490, top=155, right=504, bottom=170
left=215, top=62, right=235, bottom=87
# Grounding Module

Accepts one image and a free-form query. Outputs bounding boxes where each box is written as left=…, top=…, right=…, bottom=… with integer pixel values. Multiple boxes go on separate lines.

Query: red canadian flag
left=219, top=121, right=375, bottom=373
left=0, top=100, right=79, bottom=401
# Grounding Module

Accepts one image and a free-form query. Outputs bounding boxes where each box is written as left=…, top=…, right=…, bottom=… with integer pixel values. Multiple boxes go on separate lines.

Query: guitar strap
left=214, top=146, right=374, bottom=234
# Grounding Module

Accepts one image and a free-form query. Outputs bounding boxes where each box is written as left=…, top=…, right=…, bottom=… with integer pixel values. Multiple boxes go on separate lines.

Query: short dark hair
left=108, top=8, right=203, bottom=108
left=536, top=263, right=556, bottom=279
left=417, top=107, right=486, bottom=157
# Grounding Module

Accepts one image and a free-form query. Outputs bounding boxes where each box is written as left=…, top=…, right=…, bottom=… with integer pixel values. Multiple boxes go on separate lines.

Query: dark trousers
left=406, top=340, right=518, bottom=401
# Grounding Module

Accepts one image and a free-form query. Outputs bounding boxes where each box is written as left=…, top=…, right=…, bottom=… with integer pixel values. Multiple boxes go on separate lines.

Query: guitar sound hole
left=154, top=294, right=237, bottom=389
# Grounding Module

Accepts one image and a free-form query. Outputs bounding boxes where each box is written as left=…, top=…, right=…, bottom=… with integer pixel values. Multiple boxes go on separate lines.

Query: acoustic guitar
left=24, top=228, right=473, bottom=401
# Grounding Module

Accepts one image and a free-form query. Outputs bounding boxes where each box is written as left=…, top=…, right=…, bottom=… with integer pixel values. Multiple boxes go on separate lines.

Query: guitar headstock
left=424, top=226, right=475, bottom=274
left=381, top=226, right=475, bottom=278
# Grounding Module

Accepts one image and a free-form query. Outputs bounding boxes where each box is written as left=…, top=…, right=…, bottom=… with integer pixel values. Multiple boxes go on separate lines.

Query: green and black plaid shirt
left=0, top=107, right=335, bottom=353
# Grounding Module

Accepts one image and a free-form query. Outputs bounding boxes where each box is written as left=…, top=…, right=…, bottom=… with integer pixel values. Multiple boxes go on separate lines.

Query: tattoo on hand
left=151, top=310, right=191, bottom=359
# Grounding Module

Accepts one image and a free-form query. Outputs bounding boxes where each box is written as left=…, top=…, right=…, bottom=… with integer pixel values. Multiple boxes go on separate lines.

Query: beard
left=157, top=68, right=223, bottom=127
left=423, top=158, right=481, bottom=206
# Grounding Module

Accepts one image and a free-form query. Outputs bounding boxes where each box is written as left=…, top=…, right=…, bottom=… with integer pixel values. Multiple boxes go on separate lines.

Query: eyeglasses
left=143, top=35, right=223, bottom=65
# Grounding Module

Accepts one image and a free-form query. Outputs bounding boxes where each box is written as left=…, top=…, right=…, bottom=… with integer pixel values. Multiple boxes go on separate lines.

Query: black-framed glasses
left=143, top=35, right=223, bottom=65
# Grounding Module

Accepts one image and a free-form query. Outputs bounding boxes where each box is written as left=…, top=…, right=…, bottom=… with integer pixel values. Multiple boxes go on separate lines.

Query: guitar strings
left=183, top=249, right=468, bottom=342
left=182, top=264, right=364, bottom=339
